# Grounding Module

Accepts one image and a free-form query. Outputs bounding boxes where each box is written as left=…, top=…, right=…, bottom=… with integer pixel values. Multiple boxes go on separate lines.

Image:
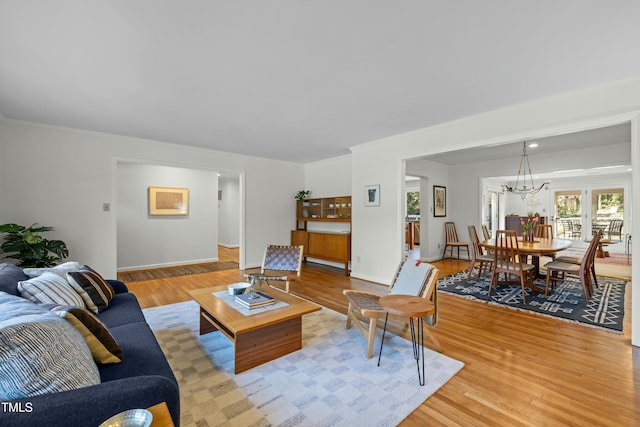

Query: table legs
left=377, top=314, right=426, bottom=386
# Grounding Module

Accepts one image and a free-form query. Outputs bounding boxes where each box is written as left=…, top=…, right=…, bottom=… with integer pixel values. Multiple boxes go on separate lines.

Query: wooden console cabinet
left=293, top=196, right=351, bottom=275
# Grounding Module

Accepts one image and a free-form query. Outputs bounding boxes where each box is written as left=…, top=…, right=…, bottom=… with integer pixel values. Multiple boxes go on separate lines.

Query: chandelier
left=502, top=141, right=550, bottom=201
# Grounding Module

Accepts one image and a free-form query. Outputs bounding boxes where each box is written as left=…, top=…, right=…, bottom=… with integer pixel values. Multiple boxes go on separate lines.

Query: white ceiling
left=422, top=123, right=631, bottom=166
left=1, top=1, right=640, bottom=164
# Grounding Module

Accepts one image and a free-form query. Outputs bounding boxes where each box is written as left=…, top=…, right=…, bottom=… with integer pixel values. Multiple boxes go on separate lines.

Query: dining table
left=481, top=236, right=573, bottom=280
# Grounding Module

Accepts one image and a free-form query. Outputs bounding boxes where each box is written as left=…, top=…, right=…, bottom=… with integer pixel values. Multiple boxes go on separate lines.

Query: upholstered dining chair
left=443, top=222, right=469, bottom=260
left=467, top=225, right=494, bottom=282
left=489, top=230, right=536, bottom=302
left=553, top=233, right=600, bottom=290
left=343, top=258, right=440, bottom=359
left=543, top=230, right=601, bottom=303
left=244, top=245, right=304, bottom=294
left=535, top=224, right=553, bottom=238
left=482, top=224, right=491, bottom=241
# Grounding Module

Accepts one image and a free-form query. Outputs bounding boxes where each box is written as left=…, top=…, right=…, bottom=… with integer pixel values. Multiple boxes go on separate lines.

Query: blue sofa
left=0, top=263, right=180, bottom=427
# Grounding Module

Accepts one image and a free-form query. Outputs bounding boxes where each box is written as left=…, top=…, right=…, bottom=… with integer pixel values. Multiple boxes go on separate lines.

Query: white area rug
left=143, top=301, right=464, bottom=427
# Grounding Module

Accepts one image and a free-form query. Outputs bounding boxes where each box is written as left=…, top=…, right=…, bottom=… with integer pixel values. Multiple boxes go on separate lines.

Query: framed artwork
left=433, top=185, right=446, bottom=217
left=149, top=186, right=189, bottom=215
left=364, top=184, right=380, bottom=207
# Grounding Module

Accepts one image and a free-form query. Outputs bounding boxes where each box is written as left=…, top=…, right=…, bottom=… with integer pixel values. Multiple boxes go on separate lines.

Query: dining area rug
left=438, top=269, right=626, bottom=332
left=143, top=301, right=464, bottom=427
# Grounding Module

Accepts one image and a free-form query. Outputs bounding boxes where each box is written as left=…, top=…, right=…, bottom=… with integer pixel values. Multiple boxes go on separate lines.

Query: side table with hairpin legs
left=377, top=295, right=436, bottom=386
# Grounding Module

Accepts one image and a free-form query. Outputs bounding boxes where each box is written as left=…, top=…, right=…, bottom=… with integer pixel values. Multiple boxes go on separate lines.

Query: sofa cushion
left=67, top=270, right=115, bottom=314
left=0, top=292, right=100, bottom=399
left=23, top=261, right=82, bottom=278
left=0, top=263, right=27, bottom=296
left=18, top=272, right=86, bottom=308
left=49, top=305, right=123, bottom=364
left=99, top=322, right=176, bottom=384
left=97, top=293, right=146, bottom=328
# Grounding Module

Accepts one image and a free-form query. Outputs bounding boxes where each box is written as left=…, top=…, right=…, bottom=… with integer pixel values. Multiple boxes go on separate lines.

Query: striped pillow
left=23, top=261, right=82, bottom=278
left=49, top=305, right=123, bottom=364
left=0, top=293, right=100, bottom=399
left=17, top=272, right=86, bottom=308
left=67, top=270, right=115, bottom=314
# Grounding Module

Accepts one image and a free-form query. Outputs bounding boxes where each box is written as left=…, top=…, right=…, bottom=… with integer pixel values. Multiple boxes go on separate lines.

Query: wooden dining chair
left=543, top=230, right=601, bottom=303
left=482, top=224, right=491, bottom=241
left=535, top=224, right=553, bottom=238
left=489, top=230, right=536, bottom=302
left=553, top=230, right=601, bottom=291
left=442, top=222, right=469, bottom=260
left=467, top=225, right=494, bottom=282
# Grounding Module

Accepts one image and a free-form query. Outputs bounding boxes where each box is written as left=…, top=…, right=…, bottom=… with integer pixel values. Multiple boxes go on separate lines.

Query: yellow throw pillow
left=49, top=305, right=123, bottom=364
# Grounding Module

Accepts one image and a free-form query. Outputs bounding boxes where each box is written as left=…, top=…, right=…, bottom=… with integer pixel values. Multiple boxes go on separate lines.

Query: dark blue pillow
left=0, top=263, right=28, bottom=296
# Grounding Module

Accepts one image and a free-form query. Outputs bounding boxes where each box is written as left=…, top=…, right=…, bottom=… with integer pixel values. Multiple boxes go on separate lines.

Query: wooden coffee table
left=188, top=286, right=321, bottom=373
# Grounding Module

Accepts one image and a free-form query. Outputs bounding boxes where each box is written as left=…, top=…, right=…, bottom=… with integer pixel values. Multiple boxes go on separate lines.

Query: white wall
left=218, top=175, right=240, bottom=248
left=116, top=162, right=219, bottom=270
left=348, top=77, right=640, bottom=346
left=304, top=154, right=352, bottom=198
left=0, top=119, right=304, bottom=277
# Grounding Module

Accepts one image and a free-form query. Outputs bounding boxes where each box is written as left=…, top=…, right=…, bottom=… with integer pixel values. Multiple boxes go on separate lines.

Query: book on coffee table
left=235, top=291, right=276, bottom=309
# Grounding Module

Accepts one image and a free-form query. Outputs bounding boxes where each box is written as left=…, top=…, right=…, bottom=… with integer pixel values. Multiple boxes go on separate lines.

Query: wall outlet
left=437, top=243, right=441, bottom=249
left=103, top=203, right=110, bottom=212
left=356, top=256, right=361, bottom=263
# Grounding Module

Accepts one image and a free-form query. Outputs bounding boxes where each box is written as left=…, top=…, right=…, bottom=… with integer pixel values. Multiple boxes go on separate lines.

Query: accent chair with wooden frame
left=442, top=222, right=469, bottom=260
left=244, top=245, right=304, bottom=294
left=489, top=230, right=536, bottom=303
left=343, top=258, right=440, bottom=359
left=467, top=225, right=494, bottom=282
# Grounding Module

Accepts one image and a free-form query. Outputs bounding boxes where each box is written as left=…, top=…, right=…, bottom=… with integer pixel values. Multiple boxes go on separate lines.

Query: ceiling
left=1, top=2, right=640, bottom=164
left=423, top=123, right=631, bottom=166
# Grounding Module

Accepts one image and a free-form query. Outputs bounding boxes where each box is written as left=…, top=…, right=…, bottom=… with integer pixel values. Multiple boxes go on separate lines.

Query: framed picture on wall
left=364, top=184, right=380, bottom=207
left=149, top=186, right=189, bottom=215
left=433, top=185, right=446, bottom=217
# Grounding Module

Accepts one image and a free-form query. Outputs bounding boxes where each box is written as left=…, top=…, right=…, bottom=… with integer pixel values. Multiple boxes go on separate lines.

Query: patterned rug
left=143, top=301, right=464, bottom=427
left=438, top=269, right=626, bottom=332
left=117, top=261, right=239, bottom=282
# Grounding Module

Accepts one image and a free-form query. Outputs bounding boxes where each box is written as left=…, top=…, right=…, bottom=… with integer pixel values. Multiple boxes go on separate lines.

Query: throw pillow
left=0, top=292, right=100, bottom=399
left=17, top=272, right=86, bottom=308
left=67, top=270, right=115, bottom=314
left=0, top=263, right=28, bottom=296
left=48, top=305, right=123, bottom=364
left=23, top=261, right=82, bottom=278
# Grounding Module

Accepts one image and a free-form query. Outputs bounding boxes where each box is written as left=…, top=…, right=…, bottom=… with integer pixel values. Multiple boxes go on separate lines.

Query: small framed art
left=433, top=185, right=446, bottom=217
left=364, top=184, right=380, bottom=207
left=149, top=186, right=189, bottom=215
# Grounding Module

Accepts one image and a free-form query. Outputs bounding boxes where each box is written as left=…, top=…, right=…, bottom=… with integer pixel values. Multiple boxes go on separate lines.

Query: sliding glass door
left=554, top=190, right=583, bottom=239
left=591, top=188, right=624, bottom=241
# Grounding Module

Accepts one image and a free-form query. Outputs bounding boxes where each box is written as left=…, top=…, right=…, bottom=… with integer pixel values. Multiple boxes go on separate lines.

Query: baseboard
left=117, top=258, right=220, bottom=272
left=218, top=243, right=239, bottom=248
left=349, top=271, right=391, bottom=286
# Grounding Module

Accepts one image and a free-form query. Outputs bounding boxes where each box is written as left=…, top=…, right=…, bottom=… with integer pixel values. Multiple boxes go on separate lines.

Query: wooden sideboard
left=292, top=196, right=351, bottom=275
left=505, top=215, right=547, bottom=236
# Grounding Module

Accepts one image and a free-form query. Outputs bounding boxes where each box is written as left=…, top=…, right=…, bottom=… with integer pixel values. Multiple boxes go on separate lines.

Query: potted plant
left=0, top=223, right=69, bottom=267
left=294, top=190, right=310, bottom=204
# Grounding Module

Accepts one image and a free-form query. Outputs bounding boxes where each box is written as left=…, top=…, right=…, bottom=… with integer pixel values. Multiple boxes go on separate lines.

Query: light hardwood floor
left=127, top=250, right=638, bottom=426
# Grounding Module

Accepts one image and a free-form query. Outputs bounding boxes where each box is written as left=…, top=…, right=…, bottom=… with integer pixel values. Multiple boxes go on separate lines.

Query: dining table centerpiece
left=521, top=214, right=539, bottom=241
